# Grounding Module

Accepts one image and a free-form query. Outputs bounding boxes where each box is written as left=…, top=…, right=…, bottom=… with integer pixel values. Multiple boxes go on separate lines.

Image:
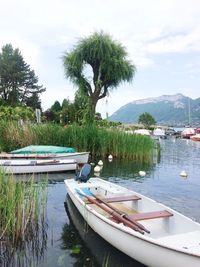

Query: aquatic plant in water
left=0, top=170, right=48, bottom=267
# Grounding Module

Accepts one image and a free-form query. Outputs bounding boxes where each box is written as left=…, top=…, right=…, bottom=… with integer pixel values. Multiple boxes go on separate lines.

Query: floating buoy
left=180, top=170, right=188, bottom=177
left=139, top=171, right=146, bottom=177
left=108, top=154, right=113, bottom=160
left=98, top=160, right=103, bottom=166
left=90, top=162, right=95, bottom=166
left=94, top=165, right=101, bottom=172
left=94, top=171, right=100, bottom=177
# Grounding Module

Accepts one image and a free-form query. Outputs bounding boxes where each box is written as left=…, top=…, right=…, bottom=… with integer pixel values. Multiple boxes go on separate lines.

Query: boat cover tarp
left=11, top=145, right=76, bottom=154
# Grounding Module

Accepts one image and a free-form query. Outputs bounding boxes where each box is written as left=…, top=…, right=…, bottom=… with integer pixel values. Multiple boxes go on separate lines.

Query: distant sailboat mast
left=188, top=98, right=191, bottom=126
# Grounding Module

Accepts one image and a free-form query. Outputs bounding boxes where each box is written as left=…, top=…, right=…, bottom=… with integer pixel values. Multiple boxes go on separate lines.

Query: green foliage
left=60, top=101, right=76, bottom=124
left=74, top=89, right=91, bottom=124
left=0, top=122, right=155, bottom=162
left=61, top=98, right=70, bottom=109
left=138, top=112, right=156, bottom=128
left=0, top=105, right=35, bottom=121
left=63, top=31, right=136, bottom=115
left=0, top=44, right=45, bottom=108
left=51, top=100, right=62, bottom=112
left=96, top=119, right=121, bottom=127
left=44, top=90, right=94, bottom=125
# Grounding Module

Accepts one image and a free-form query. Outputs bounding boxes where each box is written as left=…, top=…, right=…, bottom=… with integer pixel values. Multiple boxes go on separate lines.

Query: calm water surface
left=8, top=138, right=200, bottom=266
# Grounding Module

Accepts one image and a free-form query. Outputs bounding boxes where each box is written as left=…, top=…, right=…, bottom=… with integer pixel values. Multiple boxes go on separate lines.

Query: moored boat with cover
left=0, top=145, right=89, bottom=164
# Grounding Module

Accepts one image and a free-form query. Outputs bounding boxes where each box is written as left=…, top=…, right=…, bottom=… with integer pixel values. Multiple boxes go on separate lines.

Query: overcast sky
left=1, top=0, right=200, bottom=117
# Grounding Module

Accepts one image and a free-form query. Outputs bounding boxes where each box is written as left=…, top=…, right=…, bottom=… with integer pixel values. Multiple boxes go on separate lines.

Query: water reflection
left=62, top=195, right=145, bottom=267
left=0, top=208, right=48, bottom=267
left=95, top=158, right=156, bottom=181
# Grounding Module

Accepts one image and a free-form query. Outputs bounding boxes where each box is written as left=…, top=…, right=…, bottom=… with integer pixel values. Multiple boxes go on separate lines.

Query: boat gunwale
left=65, top=179, right=200, bottom=259
left=0, top=151, right=90, bottom=158
left=0, top=161, right=77, bottom=167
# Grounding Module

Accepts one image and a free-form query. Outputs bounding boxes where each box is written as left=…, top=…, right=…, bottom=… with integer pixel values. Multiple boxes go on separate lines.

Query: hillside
left=109, top=94, right=200, bottom=125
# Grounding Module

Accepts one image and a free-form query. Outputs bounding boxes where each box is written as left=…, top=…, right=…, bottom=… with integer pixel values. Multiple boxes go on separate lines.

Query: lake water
left=4, top=138, right=200, bottom=267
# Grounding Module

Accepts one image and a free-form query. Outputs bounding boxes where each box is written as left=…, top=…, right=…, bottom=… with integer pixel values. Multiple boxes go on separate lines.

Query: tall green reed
left=0, top=170, right=48, bottom=266
left=0, top=121, right=155, bottom=162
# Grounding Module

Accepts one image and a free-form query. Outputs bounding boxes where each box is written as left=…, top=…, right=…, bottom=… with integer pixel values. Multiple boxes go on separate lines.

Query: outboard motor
left=75, top=163, right=91, bottom=183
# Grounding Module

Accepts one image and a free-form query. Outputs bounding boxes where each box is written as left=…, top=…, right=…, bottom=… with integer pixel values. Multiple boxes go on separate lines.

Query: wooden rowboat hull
left=64, top=178, right=200, bottom=267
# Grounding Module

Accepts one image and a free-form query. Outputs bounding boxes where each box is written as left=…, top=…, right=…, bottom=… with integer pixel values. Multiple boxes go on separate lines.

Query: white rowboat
left=0, top=159, right=77, bottom=174
left=64, top=177, right=200, bottom=267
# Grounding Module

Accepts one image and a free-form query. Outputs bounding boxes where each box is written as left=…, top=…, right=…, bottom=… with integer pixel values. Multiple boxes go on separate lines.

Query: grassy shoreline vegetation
left=0, top=121, right=155, bottom=162
left=0, top=120, right=155, bottom=266
left=0, top=171, right=48, bottom=266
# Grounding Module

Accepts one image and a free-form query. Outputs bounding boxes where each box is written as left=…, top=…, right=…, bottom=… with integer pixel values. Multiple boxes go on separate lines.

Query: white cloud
left=1, top=0, right=200, bottom=114
left=146, top=27, right=200, bottom=54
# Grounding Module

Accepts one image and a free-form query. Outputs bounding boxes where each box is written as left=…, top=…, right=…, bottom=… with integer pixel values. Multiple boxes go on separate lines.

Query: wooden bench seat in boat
left=109, top=210, right=173, bottom=224
left=85, top=195, right=141, bottom=204
left=127, top=210, right=173, bottom=221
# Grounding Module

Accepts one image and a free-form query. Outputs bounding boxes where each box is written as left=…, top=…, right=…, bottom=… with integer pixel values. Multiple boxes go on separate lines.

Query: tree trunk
left=90, top=95, right=98, bottom=115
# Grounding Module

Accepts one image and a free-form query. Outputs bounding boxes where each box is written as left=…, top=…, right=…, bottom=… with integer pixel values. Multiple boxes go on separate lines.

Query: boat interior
left=75, top=180, right=200, bottom=252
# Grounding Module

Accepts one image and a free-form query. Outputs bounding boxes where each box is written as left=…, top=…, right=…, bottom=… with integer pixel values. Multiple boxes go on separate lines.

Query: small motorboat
left=0, top=145, right=89, bottom=164
left=181, top=128, right=195, bottom=139
left=152, top=128, right=166, bottom=139
left=64, top=168, right=200, bottom=267
left=0, top=158, right=77, bottom=174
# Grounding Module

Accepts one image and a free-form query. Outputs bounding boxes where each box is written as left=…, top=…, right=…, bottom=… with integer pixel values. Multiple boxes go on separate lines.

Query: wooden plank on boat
left=79, top=190, right=145, bottom=234
left=85, top=195, right=141, bottom=204
left=127, top=210, right=173, bottom=221
left=84, top=192, right=150, bottom=234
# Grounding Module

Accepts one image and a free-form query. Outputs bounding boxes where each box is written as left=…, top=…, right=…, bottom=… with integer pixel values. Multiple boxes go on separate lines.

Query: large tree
left=63, top=32, right=136, bottom=115
left=0, top=44, right=45, bottom=108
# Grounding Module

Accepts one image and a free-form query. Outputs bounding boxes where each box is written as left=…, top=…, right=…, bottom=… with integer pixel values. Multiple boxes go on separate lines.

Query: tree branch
left=98, top=85, right=108, bottom=99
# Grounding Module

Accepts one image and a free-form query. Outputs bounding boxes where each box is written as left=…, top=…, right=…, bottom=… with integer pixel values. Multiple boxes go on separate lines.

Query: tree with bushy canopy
left=63, top=32, right=136, bottom=117
left=0, top=44, right=45, bottom=108
left=138, top=112, right=156, bottom=128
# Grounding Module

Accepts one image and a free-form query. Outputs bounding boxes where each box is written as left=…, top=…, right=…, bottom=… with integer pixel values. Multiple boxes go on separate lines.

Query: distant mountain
left=109, top=94, right=200, bottom=125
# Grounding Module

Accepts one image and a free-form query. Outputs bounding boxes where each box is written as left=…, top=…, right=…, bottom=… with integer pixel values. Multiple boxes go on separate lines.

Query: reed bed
left=0, top=170, right=48, bottom=267
left=0, top=121, right=155, bottom=162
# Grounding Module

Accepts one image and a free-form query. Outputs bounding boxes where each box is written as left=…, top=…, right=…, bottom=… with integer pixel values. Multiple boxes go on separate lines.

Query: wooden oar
left=90, top=193, right=150, bottom=234
left=76, top=189, right=145, bottom=234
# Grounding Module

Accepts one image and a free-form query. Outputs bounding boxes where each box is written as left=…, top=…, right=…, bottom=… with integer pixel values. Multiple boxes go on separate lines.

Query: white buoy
left=180, top=170, right=188, bottom=177
left=94, top=171, right=100, bottom=177
left=94, top=165, right=101, bottom=172
left=139, top=171, right=146, bottom=177
left=108, top=154, right=113, bottom=160
left=90, top=162, right=95, bottom=166
left=98, top=160, right=103, bottom=166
